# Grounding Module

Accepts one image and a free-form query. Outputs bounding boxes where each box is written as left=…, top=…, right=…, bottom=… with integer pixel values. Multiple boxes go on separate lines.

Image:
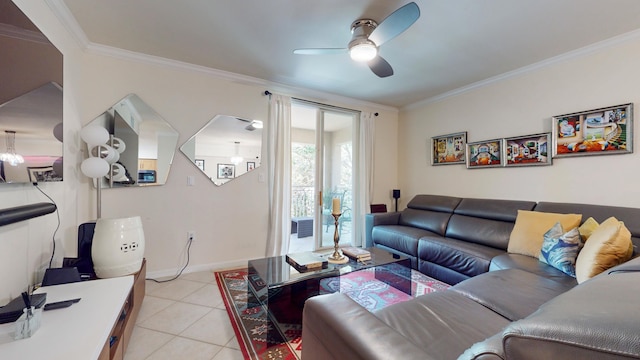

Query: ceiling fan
left=293, top=2, right=420, bottom=78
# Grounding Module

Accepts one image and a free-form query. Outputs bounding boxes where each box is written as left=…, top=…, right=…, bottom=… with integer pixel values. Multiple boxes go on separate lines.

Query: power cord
left=146, top=235, right=193, bottom=283
left=32, top=182, right=61, bottom=268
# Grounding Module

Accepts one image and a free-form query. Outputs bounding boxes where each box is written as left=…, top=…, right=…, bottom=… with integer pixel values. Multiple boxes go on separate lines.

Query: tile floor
left=124, top=270, right=244, bottom=360
left=126, top=230, right=345, bottom=359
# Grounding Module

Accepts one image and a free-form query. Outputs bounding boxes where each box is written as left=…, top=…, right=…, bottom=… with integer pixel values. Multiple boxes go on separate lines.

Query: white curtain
left=266, top=94, right=292, bottom=256
left=353, top=112, right=375, bottom=247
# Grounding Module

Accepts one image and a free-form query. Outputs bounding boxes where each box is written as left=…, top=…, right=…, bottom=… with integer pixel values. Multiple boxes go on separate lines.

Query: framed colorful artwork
left=466, top=139, right=503, bottom=168
left=552, top=103, right=633, bottom=158
left=504, top=133, right=552, bottom=167
left=431, top=131, right=467, bottom=165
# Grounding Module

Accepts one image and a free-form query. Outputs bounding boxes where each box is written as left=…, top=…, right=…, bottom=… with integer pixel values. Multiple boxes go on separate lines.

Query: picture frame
left=217, top=164, right=235, bottom=179
left=504, top=133, right=552, bottom=167
left=195, top=159, right=205, bottom=171
left=552, top=103, right=633, bottom=158
left=431, top=131, right=467, bottom=165
left=466, top=139, right=503, bottom=168
left=247, top=162, right=256, bottom=171
left=27, top=166, right=59, bottom=182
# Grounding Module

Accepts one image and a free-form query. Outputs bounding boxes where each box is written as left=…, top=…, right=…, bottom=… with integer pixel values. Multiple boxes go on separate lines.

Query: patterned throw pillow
left=539, top=222, right=582, bottom=277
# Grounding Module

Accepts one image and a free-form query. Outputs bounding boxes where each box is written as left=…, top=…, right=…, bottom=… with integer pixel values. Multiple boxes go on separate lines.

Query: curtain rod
left=264, top=90, right=378, bottom=116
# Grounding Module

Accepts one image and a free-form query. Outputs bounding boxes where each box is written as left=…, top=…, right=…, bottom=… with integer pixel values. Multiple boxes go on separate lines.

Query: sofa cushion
left=372, top=225, right=435, bottom=257
left=398, top=208, right=452, bottom=236
left=578, top=217, right=599, bottom=241
left=374, top=290, right=510, bottom=359
left=418, top=236, right=505, bottom=280
left=490, top=253, right=578, bottom=288
left=445, top=214, right=517, bottom=250
left=534, top=201, right=640, bottom=255
left=575, top=217, right=633, bottom=283
left=406, top=194, right=462, bottom=212
left=539, top=223, right=581, bottom=277
left=452, top=269, right=575, bottom=321
left=507, top=210, right=582, bottom=258
left=502, top=271, right=640, bottom=359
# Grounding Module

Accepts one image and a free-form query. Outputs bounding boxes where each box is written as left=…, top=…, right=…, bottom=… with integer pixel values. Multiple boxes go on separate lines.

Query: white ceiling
left=56, top=0, right=640, bottom=108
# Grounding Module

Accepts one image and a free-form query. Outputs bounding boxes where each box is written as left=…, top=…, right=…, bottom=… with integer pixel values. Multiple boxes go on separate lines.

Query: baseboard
left=145, top=259, right=248, bottom=279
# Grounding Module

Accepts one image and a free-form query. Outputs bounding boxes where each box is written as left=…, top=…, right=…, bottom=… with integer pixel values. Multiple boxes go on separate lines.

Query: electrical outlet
left=187, top=231, right=196, bottom=242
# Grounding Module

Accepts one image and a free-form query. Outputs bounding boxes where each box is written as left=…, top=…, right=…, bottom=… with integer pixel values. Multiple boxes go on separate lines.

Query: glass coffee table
left=247, top=247, right=410, bottom=325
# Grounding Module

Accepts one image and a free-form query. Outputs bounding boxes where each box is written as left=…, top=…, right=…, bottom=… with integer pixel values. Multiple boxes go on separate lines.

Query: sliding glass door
left=290, top=102, right=356, bottom=251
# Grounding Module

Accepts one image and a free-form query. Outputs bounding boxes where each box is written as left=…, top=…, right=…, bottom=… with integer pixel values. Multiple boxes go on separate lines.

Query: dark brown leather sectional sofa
left=302, top=194, right=640, bottom=359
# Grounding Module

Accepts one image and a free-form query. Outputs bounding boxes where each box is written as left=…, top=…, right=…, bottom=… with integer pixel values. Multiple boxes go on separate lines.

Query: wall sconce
left=79, top=125, right=125, bottom=219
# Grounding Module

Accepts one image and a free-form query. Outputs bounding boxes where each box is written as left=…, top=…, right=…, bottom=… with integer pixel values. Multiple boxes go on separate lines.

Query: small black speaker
left=392, top=189, right=401, bottom=199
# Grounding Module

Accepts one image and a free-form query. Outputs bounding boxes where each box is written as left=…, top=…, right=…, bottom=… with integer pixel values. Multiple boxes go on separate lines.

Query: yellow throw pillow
left=575, top=217, right=633, bottom=283
left=579, top=217, right=599, bottom=241
left=508, top=210, right=582, bottom=258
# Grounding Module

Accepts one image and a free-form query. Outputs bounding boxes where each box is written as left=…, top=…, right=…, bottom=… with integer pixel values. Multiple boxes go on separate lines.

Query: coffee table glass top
left=247, top=247, right=408, bottom=289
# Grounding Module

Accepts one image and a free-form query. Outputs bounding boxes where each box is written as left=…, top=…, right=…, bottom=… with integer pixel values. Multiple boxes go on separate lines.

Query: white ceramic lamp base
left=92, top=216, right=145, bottom=278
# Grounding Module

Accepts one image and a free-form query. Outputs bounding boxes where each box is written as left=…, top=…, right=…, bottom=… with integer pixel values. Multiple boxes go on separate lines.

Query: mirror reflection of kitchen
left=85, top=94, right=179, bottom=187
left=180, top=115, right=263, bottom=186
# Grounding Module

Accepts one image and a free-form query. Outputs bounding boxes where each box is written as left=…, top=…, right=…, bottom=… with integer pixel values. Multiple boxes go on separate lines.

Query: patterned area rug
left=215, top=264, right=449, bottom=360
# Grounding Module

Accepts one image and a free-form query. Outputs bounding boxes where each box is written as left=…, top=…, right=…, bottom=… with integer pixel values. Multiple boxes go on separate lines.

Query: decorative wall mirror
left=180, top=114, right=263, bottom=186
left=84, top=94, right=179, bottom=187
left=0, top=0, right=63, bottom=184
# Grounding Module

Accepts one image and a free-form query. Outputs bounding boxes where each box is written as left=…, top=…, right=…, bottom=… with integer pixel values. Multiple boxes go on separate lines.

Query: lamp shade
left=91, top=216, right=145, bottom=278
left=80, top=125, right=109, bottom=147
left=80, top=157, right=110, bottom=178
left=94, top=144, right=120, bottom=164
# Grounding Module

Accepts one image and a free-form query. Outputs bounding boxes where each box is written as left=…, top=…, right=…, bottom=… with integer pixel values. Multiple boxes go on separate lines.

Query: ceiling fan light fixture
left=349, top=39, right=377, bottom=62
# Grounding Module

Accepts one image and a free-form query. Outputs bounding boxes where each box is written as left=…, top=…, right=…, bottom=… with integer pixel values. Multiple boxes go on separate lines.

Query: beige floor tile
left=181, top=270, right=216, bottom=283
left=146, top=336, right=222, bottom=360
left=182, top=284, right=224, bottom=308
left=147, top=279, right=207, bottom=301
left=123, top=327, right=174, bottom=360
left=136, top=295, right=176, bottom=324
left=180, top=308, right=236, bottom=346
left=144, top=279, right=171, bottom=293
left=212, top=347, right=244, bottom=360
left=225, top=336, right=240, bottom=350
left=139, top=301, right=211, bottom=335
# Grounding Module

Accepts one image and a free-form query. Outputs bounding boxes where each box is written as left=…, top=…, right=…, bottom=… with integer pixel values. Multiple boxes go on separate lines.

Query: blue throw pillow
left=539, top=222, right=581, bottom=277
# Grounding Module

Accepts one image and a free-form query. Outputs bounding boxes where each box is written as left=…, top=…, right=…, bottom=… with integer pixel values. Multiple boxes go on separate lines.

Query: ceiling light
left=349, top=39, right=377, bottom=62
left=1, top=131, right=24, bottom=166
left=251, top=120, right=263, bottom=129
left=231, top=141, right=243, bottom=165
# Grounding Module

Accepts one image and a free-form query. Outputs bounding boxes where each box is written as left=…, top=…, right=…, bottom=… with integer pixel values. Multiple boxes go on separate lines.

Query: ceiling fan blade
left=368, top=55, right=393, bottom=78
left=293, top=48, right=348, bottom=55
left=369, top=2, right=420, bottom=47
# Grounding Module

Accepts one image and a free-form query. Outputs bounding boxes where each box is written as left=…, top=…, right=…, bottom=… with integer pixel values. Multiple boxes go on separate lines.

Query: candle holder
left=328, top=213, right=348, bottom=264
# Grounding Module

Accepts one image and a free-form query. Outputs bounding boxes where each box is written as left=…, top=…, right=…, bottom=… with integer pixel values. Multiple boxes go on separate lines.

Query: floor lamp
left=79, top=125, right=119, bottom=219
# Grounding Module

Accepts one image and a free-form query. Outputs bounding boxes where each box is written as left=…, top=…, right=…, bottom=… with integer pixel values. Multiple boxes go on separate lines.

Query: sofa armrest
left=365, top=212, right=401, bottom=247
left=302, top=293, right=432, bottom=360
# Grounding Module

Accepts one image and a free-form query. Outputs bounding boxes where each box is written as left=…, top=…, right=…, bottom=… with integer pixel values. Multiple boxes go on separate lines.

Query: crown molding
left=0, top=23, right=50, bottom=45
left=45, top=0, right=90, bottom=49
left=45, top=0, right=398, bottom=113
left=404, top=28, right=640, bottom=111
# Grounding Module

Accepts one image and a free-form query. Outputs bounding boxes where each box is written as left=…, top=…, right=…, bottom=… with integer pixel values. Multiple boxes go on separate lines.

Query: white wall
left=0, top=1, right=399, bottom=301
left=399, top=35, right=640, bottom=209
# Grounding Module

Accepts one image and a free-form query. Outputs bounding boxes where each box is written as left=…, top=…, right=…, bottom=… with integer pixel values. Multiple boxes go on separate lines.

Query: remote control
left=43, top=298, right=81, bottom=311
